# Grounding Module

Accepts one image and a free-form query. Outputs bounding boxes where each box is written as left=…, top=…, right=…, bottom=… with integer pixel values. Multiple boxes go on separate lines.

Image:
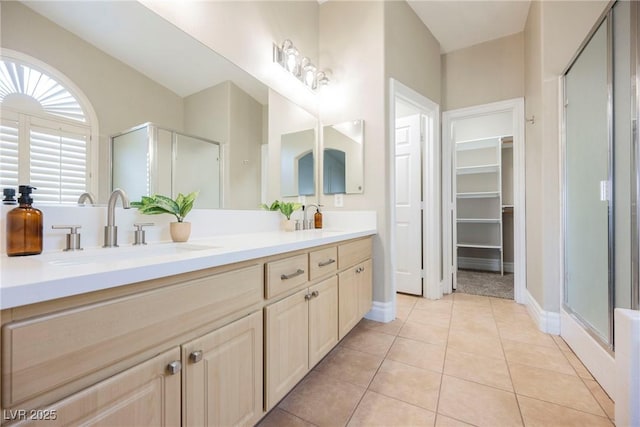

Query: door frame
left=442, top=98, right=527, bottom=303
left=389, top=79, right=441, bottom=300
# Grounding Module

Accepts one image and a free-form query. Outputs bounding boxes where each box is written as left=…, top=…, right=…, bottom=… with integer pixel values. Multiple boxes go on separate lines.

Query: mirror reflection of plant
left=131, top=191, right=199, bottom=223
left=260, top=200, right=302, bottom=220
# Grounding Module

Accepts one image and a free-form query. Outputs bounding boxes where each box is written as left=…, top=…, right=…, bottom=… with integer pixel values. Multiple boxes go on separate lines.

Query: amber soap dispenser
left=6, top=185, right=43, bottom=256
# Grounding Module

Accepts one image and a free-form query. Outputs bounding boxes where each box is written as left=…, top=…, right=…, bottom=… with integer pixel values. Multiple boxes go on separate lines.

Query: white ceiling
left=407, top=0, right=532, bottom=53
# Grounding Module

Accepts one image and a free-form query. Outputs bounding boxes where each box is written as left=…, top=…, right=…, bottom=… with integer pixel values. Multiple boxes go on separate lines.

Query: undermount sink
left=43, top=243, right=219, bottom=267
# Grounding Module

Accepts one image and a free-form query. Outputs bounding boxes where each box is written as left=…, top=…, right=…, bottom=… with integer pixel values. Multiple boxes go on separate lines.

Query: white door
left=395, top=114, right=422, bottom=295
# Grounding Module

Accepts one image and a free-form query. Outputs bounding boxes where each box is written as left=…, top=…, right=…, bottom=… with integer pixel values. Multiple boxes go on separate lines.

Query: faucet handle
left=133, top=223, right=154, bottom=246
left=52, top=225, right=83, bottom=251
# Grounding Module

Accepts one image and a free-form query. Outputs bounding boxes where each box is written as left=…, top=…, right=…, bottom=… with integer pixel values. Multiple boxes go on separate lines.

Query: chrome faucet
left=303, top=204, right=319, bottom=230
left=103, top=188, right=130, bottom=247
left=77, top=192, right=95, bottom=206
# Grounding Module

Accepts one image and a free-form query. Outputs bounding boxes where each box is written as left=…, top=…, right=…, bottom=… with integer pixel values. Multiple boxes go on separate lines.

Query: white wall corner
left=525, top=289, right=560, bottom=335
left=614, top=308, right=640, bottom=427
left=365, top=300, right=395, bottom=323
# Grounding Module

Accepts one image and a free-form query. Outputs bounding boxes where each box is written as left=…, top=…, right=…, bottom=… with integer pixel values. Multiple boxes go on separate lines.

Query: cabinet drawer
left=1, top=264, right=263, bottom=409
left=338, top=238, right=372, bottom=269
left=309, top=247, right=338, bottom=281
left=265, top=254, right=308, bottom=299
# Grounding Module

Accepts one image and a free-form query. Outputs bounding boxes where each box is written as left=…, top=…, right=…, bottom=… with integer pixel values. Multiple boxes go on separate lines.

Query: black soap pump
left=3, top=188, right=16, bottom=205
left=6, top=185, right=43, bottom=256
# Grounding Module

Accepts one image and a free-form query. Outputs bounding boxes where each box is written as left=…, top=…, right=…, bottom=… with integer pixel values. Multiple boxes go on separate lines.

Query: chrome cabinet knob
left=166, top=360, right=182, bottom=375
left=311, top=290, right=319, bottom=298
left=190, top=350, right=203, bottom=363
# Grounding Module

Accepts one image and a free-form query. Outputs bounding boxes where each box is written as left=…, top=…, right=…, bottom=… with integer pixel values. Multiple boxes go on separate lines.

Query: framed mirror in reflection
left=323, top=120, right=364, bottom=194
left=0, top=0, right=277, bottom=209
left=280, top=129, right=315, bottom=197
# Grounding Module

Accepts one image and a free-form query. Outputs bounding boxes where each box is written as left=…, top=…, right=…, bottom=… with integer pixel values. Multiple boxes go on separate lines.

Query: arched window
left=0, top=50, right=97, bottom=204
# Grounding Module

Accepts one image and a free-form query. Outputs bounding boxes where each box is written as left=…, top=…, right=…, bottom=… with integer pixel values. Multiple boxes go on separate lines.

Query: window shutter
left=29, top=125, right=88, bottom=204
left=0, top=120, right=20, bottom=190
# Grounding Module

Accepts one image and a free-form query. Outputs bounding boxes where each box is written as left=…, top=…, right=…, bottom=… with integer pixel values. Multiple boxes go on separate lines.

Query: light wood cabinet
left=338, top=259, right=373, bottom=340
left=8, top=348, right=181, bottom=426
left=265, top=276, right=338, bottom=410
left=183, top=311, right=263, bottom=427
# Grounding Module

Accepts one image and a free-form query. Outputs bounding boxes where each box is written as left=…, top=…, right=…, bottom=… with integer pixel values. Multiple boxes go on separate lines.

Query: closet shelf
left=456, top=191, right=500, bottom=199
left=456, top=164, right=500, bottom=175
left=457, top=218, right=501, bottom=224
left=457, top=243, right=502, bottom=249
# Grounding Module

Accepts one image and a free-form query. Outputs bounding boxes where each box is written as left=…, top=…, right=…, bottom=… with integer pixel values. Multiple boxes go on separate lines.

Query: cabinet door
left=357, top=259, right=373, bottom=318
left=8, top=348, right=181, bottom=426
left=338, top=266, right=360, bottom=340
left=309, top=276, right=338, bottom=367
left=183, top=311, right=263, bottom=427
left=265, top=289, right=309, bottom=410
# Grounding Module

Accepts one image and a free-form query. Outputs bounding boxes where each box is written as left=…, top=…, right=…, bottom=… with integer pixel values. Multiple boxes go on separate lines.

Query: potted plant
left=132, top=191, right=198, bottom=242
left=260, top=200, right=302, bottom=231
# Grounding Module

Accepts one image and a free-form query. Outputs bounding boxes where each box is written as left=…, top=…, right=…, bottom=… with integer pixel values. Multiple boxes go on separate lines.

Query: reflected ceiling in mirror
left=1, top=1, right=268, bottom=209
left=323, top=120, right=364, bottom=194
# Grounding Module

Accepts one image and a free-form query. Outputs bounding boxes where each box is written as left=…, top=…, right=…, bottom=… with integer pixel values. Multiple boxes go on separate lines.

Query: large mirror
left=0, top=1, right=316, bottom=209
left=322, top=120, right=364, bottom=194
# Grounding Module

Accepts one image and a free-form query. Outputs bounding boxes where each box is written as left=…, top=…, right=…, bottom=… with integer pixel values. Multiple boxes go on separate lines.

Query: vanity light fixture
left=273, top=39, right=329, bottom=90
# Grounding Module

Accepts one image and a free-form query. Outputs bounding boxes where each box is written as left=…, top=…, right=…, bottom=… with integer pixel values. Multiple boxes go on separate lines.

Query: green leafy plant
left=260, top=200, right=302, bottom=220
left=278, top=201, right=302, bottom=220
left=259, top=200, right=281, bottom=211
left=131, top=191, right=199, bottom=223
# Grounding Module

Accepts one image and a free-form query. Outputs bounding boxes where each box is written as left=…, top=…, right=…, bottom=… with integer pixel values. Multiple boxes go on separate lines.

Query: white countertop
left=0, top=228, right=376, bottom=310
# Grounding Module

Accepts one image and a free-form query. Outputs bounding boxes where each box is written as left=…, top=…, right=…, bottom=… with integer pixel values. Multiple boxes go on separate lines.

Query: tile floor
left=258, top=292, right=615, bottom=427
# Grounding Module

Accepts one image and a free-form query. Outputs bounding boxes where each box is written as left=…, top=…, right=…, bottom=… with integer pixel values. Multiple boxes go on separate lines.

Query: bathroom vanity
left=0, top=230, right=374, bottom=426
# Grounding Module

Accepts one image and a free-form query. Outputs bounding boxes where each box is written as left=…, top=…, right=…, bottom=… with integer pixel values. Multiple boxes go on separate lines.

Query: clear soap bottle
left=6, top=185, right=43, bottom=256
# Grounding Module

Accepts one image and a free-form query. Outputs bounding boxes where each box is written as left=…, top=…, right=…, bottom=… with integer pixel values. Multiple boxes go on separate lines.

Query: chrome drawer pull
left=281, top=269, right=305, bottom=280
left=318, top=259, right=336, bottom=267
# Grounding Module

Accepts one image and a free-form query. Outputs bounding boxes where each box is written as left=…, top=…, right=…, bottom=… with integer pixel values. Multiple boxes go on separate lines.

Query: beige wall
left=384, top=1, right=442, bottom=104
left=442, top=33, right=525, bottom=111
left=524, top=0, right=609, bottom=311
left=184, top=82, right=264, bottom=210
left=1, top=1, right=185, bottom=203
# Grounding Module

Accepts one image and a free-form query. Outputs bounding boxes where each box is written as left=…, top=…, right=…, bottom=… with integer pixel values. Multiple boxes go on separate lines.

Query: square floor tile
left=398, top=320, right=449, bottom=346
left=340, top=325, right=396, bottom=357
left=257, top=408, right=315, bottom=427
left=407, top=308, right=451, bottom=328
left=447, top=327, right=505, bottom=360
left=279, top=371, right=365, bottom=426
left=435, top=414, right=474, bottom=427
left=438, top=375, right=523, bottom=427
left=509, top=362, right=605, bottom=416
left=584, top=379, right=615, bottom=420
left=444, top=347, right=513, bottom=391
left=413, top=298, right=453, bottom=313
left=359, top=317, right=404, bottom=336
left=314, top=346, right=383, bottom=387
left=386, top=336, right=446, bottom=372
left=518, top=395, right=613, bottom=427
left=369, top=359, right=441, bottom=411
left=347, top=390, right=436, bottom=426
left=564, top=350, right=595, bottom=380
left=496, top=321, right=557, bottom=348
left=502, top=338, right=575, bottom=375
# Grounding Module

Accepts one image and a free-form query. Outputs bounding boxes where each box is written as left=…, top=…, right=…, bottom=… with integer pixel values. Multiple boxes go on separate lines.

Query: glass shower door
left=564, top=19, right=611, bottom=345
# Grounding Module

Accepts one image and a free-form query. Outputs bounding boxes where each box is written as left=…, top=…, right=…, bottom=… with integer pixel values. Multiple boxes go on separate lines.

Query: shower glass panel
left=174, top=133, right=220, bottom=209
left=564, top=19, right=611, bottom=344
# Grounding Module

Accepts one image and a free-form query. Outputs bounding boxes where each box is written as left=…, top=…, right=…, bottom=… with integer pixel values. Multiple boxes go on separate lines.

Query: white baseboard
left=525, top=289, right=560, bottom=335
left=365, top=300, right=395, bottom=323
left=458, top=256, right=514, bottom=273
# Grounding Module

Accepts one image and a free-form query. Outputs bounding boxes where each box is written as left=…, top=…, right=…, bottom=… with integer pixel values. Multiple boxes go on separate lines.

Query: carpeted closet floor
left=456, top=269, right=514, bottom=299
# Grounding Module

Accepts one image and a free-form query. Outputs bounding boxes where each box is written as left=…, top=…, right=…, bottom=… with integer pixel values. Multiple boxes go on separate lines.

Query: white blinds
left=0, top=120, right=19, bottom=189
left=30, top=126, right=88, bottom=204
left=0, top=113, right=90, bottom=204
